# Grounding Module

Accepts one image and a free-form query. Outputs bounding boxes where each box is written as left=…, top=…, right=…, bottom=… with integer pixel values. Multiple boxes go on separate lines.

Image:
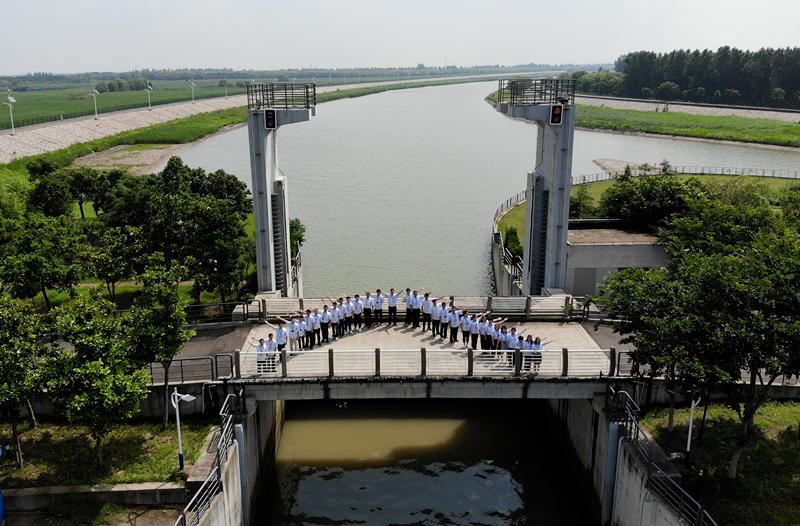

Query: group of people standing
left=247, top=288, right=554, bottom=374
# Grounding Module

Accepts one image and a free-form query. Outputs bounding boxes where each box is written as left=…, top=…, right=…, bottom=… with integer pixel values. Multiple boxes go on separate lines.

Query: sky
left=5, top=0, right=799, bottom=76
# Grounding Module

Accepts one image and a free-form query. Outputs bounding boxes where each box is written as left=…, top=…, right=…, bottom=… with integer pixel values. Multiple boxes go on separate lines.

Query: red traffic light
left=550, top=104, right=563, bottom=125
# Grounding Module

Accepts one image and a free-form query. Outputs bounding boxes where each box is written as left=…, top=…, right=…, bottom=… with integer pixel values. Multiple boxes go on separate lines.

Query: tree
left=0, top=166, right=33, bottom=220
left=503, top=225, right=523, bottom=258
left=290, top=218, right=306, bottom=260
left=30, top=176, right=73, bottom=217
left=0, top=294, right=45, bottom=468
left=596, top=211, right=800, bottom=478
left=598, top=172, right=707, bottom=224
left=570, top=185, right=596, bottom=218
left=25, top=157, right=58, bottom=180
left=128, top=257, right=195, bottom=430
left=63, top=166, right=100, bottom=219
left=86, top=226, right=143, bottom=301
left=46, top=290, right=149, bottom=467
left=0, top=215, right=86, bottom=310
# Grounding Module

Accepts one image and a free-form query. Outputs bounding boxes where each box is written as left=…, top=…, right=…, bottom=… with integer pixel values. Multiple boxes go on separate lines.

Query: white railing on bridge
left=238, top=347, right=617, bottom=379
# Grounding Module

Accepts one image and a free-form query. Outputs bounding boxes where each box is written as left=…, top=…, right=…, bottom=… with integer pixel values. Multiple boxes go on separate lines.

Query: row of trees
left=584, top=168, right=800, bottom=477
left=559, top=46, right=800, bottom=109
left=93, top=78, right=151, bottom=93
left=0, top=64, right=578, bottom=88
left=1, top=157, right=255, bottom=310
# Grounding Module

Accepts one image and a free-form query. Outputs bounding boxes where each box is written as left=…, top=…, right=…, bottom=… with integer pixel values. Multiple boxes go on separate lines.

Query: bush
left=504, top=225, right=523, bottom=257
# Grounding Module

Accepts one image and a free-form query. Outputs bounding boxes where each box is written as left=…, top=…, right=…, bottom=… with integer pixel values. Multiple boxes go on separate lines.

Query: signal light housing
left=265, top=109, right=277, bottom=129
left=550, top=104, right=563, bottom=125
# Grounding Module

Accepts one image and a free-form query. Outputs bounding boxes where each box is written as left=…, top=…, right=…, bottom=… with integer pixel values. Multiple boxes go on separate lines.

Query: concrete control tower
left=496, top=79, right=576, bottom=295
left=247, top=83, right=316, bottom=296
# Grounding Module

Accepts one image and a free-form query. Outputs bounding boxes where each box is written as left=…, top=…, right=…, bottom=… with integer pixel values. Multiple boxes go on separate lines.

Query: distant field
left=1, top=79, right=247, bottom=128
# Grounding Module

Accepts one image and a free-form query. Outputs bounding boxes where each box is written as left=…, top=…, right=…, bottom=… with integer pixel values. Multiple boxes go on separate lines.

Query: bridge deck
left=240, top=321, right=609, bottom=379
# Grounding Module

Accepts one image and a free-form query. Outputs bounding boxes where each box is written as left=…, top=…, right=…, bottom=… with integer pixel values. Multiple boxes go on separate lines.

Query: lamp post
left=328, top=75, right=331, bottom=86
left=221, top=80, right=228, bottom=98
left=343, top=75, right=346, bottom=85
left=144, top=84, right=153, bottom=110
left=171, top=388, right=197, bottom=471
left=88, top=87, right=99, bottom=120
left=186, top=80, right=195, bottom=103
left=3, top=90, right=15, bottom=135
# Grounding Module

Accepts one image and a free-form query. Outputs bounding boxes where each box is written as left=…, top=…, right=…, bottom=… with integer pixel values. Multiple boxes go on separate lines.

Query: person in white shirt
left=363, top=291, right=375, bottom=329
left=374, top=289, right=385, bottom=325
left=352, top=294, right=364, bottom=332
left=324, top=298, right=339, bottom=340
left=430, top=299, right=442, bottom=336
left=410, top=290, right=423, bottom=329
left=449, top=305, right=464, bottom=344
left=262, top=319, right=288, bottom=353
left=402, top=288, right=412, bottom=326
left=300, top=310, right=315, bottom=349
left=295, top=316, right=307, bottom=352
left=248, top=335, right=277, bottom=373
left=343, top=297, right=354, bottom=334
left=440, top=305, right=451, bottom=340
left=278, top=316, right=299, bottom=353
left=320, top=305, right=332, bottom=344
left=387, top=288, right=400, bottom=326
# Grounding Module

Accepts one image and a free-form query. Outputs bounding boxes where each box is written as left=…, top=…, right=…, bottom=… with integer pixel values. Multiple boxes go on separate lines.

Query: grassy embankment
left=487, top=90, right=800, bottom=148
left=640, top=401, right=800, bottom=526
left=0, top=417, right=212, bottom=488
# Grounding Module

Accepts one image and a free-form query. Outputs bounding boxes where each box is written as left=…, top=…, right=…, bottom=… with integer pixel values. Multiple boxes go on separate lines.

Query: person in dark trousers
left=320, top=305, right=332, bottom=343
left=387, top=289, right=400, bottom=326
left=363, top=291, right=375, bottom=328
left=374, top=289, right=385, bottom=325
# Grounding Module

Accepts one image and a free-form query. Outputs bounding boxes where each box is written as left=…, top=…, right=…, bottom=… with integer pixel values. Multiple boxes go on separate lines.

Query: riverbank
left=487, top=92, right=800, bottom=151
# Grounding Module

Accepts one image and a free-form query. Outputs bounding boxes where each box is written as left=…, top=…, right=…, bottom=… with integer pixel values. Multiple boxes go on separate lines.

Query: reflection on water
left=259, top=400, right=594, bottom=526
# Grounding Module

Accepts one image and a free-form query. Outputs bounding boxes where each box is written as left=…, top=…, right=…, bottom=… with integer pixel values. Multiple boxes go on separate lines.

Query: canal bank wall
left=546, top=394, right=695, bottom=526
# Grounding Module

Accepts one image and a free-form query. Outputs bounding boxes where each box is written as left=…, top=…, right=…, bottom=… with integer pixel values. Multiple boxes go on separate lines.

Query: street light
left=171, top=388, right=196, bottom=471
left=144, top=84, right=153, bottom=110
left=88, top=86, right=99, bottom=120
left=221, top=80, right=228, bottom=98
left=3, top=90, right=16, bottom=135
left=186, top=80, right=196, bottom=103
left=328, top=75, right=331, bottom=86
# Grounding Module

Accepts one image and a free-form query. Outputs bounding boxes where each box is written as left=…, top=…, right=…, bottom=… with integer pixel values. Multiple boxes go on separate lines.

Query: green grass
left=486, top=90, right=800, bottom=148
left=640, top=401, right=800, bottom=526
left=575, top=104, right=800, bottom=148
left=496, top=202, right=526, bottom=243
left=0, top=417, right=213, bottom=488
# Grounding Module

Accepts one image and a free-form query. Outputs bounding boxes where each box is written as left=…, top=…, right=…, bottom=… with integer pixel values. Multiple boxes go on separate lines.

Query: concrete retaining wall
left=3, top=482, right=187, bottom=510
left=200, top=441, right=243, bottom=526
left=613, top=443, right=686, bottom=526
left=546, top=395, right=693, bottom=526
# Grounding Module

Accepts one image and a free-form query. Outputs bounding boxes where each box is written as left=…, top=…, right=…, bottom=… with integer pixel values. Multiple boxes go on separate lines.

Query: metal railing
left=494, top=190, right=526, bottom=222
left=492, top=232, right=524, bottom=284
left=607, top=387, right=719, bottom=525
left=173, top=392, right=239, bottom=526
left=497, top=78, right=576, bottom=106
left=572, top=165, right=800, bottom=185
left=247, top=82, right=316, bottom=110
left=238, top=347, right=612, bottom=379
left=173, top=465, right=221, bottom=526
left=147, top=354, right=234, bottom=385
left=649, top=463, right=719, bottom=526
left=114, top=300, right=262, bottom=326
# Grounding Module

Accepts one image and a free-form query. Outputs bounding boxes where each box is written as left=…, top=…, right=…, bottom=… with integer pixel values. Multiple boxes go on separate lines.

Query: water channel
left=166, top=80, right=800, bottom=297
left=258, top=399, right=592, bottom=525
left=168, top=83, right=800, bottom=524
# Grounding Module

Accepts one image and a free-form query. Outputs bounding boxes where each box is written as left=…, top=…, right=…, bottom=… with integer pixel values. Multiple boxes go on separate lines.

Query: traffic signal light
left=550, top=104, right=563, bottom=125
left=265, top=109, right=277, bottom=129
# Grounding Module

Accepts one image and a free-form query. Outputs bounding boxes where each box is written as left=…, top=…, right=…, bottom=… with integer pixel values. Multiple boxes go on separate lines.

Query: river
left=258, top=399, right=593, bottom=525
left=166, top=81, right=800, bottom=297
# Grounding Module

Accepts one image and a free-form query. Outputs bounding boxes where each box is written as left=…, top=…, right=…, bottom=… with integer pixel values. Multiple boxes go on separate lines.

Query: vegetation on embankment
left=0, top=417, right=212, bottom=488
left=486, top=91, right=800, bottom=148
left=640, top=401, right=800, bottom=526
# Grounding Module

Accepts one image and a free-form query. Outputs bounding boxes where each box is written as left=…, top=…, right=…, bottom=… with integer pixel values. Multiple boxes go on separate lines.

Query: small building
left=566, top=219, right=668, bottom=298
left=492, top=218, right=669, bottom=297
